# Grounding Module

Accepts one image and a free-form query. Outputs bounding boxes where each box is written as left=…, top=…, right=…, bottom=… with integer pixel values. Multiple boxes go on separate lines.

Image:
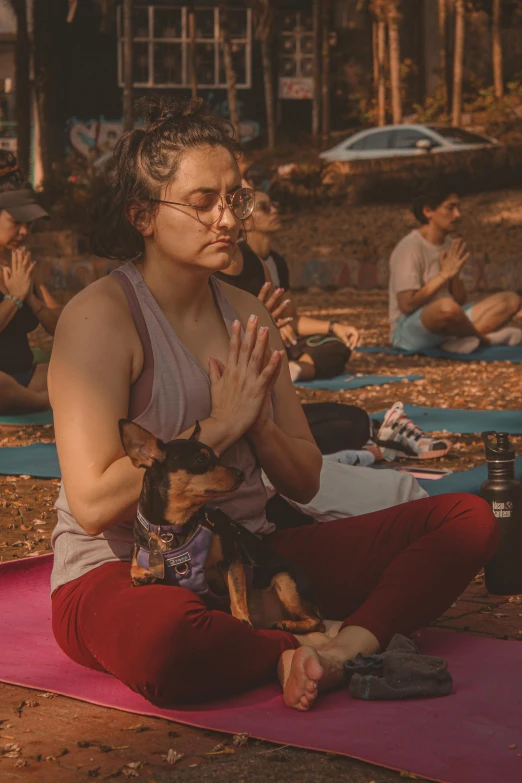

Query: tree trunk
left=261, top=38, right=275, bottom=149
left=452, top=0, right=465, bottom=126
left=377, top=16, right=386, bottom=126
left=11, top=0, right=31, bottom=175
left=219, top=3, right=240, bottom=136
left=32, top=0, right=69, bottom=188
left=387, top=1, right=402, bottom=124
left=321, top=0, right=331, bottom=146
left=122, top=0, right=134, bottom=131
left=438, top=0, right=448, bottom=110
left=312, top=0, right=321, bottom=141
left=492, top=0, right=504, bottom=99
left=189, top=8, right=198, bottom=99
left=255, top=0, right=275, bottom=150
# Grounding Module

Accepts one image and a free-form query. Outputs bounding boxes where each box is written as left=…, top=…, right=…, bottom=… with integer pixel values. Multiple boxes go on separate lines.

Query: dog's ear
left=119, top=419, right=166, bottom=469
left=189, top=421, right=201, bottom=441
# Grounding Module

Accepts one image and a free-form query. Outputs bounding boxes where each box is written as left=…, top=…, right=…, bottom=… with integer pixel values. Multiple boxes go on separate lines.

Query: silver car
left=319, top=124, right=498, bottom=162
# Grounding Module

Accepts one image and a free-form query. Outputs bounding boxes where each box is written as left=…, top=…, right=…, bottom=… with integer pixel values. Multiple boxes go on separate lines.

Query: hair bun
left=136, top=95, right=208, bottom=131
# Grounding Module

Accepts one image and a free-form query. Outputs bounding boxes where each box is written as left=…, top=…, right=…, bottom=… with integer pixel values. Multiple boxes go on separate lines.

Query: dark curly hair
left=91, top=96, right=242, bottom=260
left=0, top=150, right=31, bottom=195
left=412, top=178, right=461, bottom=225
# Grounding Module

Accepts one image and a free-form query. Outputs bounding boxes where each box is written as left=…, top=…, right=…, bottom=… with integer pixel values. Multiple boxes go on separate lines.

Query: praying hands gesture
left=440, top=238, right=470, bottom=282
left=2, top=248, right=35, bottom=302
left=208, top=316, right=283, bottom=440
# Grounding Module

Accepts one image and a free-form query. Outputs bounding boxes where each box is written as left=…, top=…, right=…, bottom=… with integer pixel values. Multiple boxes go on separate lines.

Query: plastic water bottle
left=481, top=431, right=522, bottom=595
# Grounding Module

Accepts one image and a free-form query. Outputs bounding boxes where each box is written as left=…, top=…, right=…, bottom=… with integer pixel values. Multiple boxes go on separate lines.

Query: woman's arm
left=0, top=297, right=19, bottom=332
left=27, top=281, right=63, bottom=335
left=50, top=279, right=279, bottom=536
left=224, top=285, right=322, bottom=504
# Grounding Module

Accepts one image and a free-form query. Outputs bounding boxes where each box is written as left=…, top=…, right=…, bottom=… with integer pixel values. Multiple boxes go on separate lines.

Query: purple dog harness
left=136, top=506, right=241, bottom=609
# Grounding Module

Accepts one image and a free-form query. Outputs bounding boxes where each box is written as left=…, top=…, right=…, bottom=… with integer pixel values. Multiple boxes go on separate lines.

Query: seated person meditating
left=389, top=182, right=521, bottom=354
left=49, top=97, right=498, bottom=711
left=216, top=190, right=360, bottom=382
left=0, top=151, right=62, bottom=413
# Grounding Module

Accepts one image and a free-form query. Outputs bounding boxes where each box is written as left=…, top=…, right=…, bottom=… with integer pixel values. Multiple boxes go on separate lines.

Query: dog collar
left=136, top=505, right=209, bottom=540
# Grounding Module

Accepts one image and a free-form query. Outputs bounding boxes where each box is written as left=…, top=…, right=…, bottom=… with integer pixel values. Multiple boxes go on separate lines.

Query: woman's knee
left=126, top=598, right=212, bottom=706
left=438, top=493, right=499, bottom=562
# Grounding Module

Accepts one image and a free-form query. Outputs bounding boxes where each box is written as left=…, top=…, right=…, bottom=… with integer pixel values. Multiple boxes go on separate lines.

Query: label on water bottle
left=492, top=501, right=513, bottom=518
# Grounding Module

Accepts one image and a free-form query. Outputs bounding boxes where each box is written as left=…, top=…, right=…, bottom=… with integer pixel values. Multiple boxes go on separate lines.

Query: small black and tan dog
left=119, top=419, right=323, bottom=633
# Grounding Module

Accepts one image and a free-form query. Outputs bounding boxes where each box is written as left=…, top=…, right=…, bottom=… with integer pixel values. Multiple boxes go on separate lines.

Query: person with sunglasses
left=217, top=190, right=360, bottom=383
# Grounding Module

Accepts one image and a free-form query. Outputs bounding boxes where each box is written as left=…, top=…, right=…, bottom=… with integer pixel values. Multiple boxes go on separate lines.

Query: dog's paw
left=131, top=568, right=157, bottom=587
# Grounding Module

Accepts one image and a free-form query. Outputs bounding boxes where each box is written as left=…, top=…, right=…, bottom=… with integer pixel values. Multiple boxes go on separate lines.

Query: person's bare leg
left=420, top=298, right=484, bottom=341
left=279, top=625, right=380, bottom=711
left=470, top=292, right=521, bottom=335
left=0, top=371, right=50, bottom=414
left=27, top=363, right=49, bottom=394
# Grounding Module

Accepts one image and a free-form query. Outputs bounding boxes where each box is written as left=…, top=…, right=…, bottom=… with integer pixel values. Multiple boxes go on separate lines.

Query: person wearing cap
left=0, top=151, right=62, bottom=413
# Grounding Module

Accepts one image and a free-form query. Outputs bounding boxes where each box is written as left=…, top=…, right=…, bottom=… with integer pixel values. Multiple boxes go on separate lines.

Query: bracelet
left=328, top=320, right=340, bottom=335
left=4, top=294, right=23, bottom=310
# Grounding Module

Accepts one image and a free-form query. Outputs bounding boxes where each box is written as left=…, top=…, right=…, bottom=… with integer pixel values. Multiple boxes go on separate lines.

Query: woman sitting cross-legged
left=49, top=97, right=498, bottom=711
left=0, top=151, right=62, bottom=414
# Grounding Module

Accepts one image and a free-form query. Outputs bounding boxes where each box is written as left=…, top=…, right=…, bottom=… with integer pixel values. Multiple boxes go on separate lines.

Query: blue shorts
left=392, top=303, right=475, bottom=352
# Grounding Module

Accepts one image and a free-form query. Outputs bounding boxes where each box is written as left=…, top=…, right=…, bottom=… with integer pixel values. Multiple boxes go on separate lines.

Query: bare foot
left=277, top=646, right=344, bottom=712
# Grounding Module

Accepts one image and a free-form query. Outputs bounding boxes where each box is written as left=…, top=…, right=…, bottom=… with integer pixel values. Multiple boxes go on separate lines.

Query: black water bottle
left=481, top=431, right=522, bottom=595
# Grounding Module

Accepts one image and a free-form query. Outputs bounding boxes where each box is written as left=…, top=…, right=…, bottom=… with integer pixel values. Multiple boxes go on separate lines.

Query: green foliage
left=466, top=81, right=522, bottom=141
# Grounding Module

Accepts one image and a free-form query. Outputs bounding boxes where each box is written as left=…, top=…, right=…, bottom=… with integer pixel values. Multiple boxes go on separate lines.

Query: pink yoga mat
left=1, top=555, right=521, bottom=783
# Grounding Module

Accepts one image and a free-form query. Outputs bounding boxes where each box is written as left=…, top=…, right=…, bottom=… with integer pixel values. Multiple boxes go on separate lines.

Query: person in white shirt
left=389, top=183, right=521, bottom=354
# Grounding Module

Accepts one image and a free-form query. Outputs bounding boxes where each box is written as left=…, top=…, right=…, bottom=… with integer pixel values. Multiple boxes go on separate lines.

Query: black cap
left=0, top=189, right=49, bottom=222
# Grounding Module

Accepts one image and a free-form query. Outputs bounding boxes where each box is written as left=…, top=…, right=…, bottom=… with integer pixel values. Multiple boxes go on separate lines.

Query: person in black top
left=0, top=152, right=62, bottom=413
left=217, top=190, right=361, bottom=383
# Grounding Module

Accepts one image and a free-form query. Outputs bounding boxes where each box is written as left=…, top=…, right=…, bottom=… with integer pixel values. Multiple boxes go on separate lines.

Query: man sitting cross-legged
left=389, top=182, right=521, bottom=354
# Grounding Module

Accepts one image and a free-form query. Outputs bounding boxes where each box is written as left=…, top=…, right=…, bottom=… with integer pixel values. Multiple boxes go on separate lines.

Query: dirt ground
left=1, top=289, right=522, bottom=782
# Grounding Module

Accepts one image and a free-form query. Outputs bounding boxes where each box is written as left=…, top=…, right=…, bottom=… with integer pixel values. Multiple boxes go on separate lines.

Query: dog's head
left=119, top=420, right=244, bottom=525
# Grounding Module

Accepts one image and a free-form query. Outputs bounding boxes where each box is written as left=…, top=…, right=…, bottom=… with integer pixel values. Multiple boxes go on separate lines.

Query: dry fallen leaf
left=232, top=732, right=249, bottom=747
left=162, top=748, right=184, bottom=765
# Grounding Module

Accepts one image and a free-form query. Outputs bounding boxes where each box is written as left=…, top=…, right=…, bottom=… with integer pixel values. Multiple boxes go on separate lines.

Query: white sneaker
left=376, top=402, right=452, bottom=462
left=440, top=336, right=480, bottom=354
left=486, top=327, right=522, bottom=346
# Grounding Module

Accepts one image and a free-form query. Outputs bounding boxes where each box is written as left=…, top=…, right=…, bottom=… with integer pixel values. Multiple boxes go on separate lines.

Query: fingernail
left=232, top=319, right=240, bottom=327
left=276, top=288, right=283, bottom=294
left=283, top=299, right=291, bottom=305
left=259, top=326, right=268, bottom=335
left=249, top=314, right=257, bottom=322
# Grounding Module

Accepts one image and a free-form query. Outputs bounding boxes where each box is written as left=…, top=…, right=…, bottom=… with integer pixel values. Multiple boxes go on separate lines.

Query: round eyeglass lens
left=195, top=192, right=221, bottom=225
left=232, top=188, right=255, bottom=220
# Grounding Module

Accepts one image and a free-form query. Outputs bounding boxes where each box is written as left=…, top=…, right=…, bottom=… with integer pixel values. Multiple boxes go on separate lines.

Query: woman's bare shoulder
left=58, top=274, right=131, bottom=327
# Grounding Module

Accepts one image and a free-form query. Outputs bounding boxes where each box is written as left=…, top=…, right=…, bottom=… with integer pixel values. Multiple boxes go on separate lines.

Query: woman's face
left=146, top=145, right=243, bottom=272
left=0, top=210, right=31, bottom=253
left=250, top=191, right=282, bottom=235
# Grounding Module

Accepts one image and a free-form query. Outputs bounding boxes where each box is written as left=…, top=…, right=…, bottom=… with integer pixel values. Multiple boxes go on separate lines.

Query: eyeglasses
left=151, top=187, right=255, bottom=226
left=256, top=200, right=280, bottom=215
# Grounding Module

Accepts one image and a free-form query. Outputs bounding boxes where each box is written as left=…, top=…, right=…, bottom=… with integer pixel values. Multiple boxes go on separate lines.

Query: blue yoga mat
left=0, top=410, right=53, bottom=426
left=296, top=373, right=424, bottom=391
left=357, top=345, right=522, bottom=363
left=373, top=405, right=522, bottom=434
left=418, top=458, right=522, bottom=497
left=0, top=443, right=61, bottom=479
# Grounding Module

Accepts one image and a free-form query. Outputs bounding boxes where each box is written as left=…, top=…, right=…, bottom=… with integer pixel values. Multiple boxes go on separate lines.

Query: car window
left=426, top=126, right=492, bottom=145
left=349, top=130, right=393, bottom=151
left=393, top=129, right=438, bottom=149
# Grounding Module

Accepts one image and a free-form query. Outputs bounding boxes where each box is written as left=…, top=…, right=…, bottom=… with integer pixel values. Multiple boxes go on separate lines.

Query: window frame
left=279, top=10, right=314, bottom=80
left=117, top=4, right=252, bottom=89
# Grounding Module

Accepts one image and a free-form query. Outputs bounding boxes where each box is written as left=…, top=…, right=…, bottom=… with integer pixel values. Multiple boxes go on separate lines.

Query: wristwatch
left=328, top=320, right=340, bottom=335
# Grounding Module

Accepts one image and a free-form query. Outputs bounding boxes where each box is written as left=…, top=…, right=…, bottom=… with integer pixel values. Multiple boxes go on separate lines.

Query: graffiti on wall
left=68, top=110, right=260, bottom=168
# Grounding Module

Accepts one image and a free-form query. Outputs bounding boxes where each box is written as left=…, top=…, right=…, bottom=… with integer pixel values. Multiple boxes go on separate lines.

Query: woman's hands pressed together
left=208, top=315, right=284, bottom=442
left=2, top=248, right=35, bottom=302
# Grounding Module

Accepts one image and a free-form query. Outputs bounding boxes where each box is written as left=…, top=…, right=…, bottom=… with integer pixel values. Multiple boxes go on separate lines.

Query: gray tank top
left=50, top=262, right=274, bottom=593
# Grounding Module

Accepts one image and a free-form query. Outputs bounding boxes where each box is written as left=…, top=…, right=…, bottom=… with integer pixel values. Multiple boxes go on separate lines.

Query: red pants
left=52, top=494, right=498, bottom=705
